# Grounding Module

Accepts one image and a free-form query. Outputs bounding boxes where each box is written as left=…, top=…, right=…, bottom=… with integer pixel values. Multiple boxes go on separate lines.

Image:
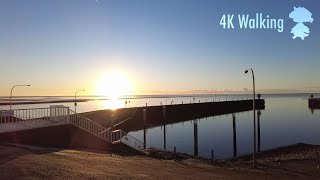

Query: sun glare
left=94, top=70, right=132, bottom=99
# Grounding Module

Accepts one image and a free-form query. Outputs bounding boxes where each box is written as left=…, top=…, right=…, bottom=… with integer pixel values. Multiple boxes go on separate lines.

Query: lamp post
left=10, top=85, right=30, bottom=110
left=244, top=68, right=256, bottom=167
left=75, top=89, right=85, bottom=113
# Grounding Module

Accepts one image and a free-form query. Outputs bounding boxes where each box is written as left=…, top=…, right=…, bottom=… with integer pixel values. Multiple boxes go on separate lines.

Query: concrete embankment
left=0, top=124, right=112, bottom=151
left=81, top=99, right=265, bottom=132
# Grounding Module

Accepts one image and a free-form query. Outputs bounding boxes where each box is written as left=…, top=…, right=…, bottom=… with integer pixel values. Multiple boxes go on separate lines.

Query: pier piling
left=232, top=113, right=237, bottom=157
left=143, top=109, right=147, bottom=149
left=194, top=119, right=198, bottom=156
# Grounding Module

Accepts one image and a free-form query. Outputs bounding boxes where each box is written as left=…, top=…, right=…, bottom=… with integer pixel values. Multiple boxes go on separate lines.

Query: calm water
left=128, top=95, right=320, bottom=159
left=1, top=94, right=320, bottom=159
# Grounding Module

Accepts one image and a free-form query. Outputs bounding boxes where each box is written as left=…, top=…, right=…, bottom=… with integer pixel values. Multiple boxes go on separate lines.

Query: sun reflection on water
left=99, top=98, right=125, bottom=110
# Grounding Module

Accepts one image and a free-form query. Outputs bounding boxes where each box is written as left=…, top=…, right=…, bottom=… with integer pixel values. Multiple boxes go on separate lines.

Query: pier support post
left=194, top=119, right=198, bottom=156
left=257, top=110, right=261, bottom=152
left=163, top=106, right=166, bottom=150
left=211, top=150, right=214, bottom=165
left=232, top=113, right=237, bottom=157
left=143, top=108, right=147, bottom=149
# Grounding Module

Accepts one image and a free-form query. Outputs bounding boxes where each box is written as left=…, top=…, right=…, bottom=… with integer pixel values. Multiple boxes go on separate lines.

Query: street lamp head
left=27, top=85, right=31, bottom=86
left=244, top=70, right=249, bottom=74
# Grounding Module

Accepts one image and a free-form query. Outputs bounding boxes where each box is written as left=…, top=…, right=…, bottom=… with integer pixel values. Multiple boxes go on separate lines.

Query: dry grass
left=0, top=145, right=318, bottom=179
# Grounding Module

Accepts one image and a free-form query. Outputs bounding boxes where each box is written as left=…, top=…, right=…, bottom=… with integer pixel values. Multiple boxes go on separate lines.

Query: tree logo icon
left=289, top=7, right=314, bottom=40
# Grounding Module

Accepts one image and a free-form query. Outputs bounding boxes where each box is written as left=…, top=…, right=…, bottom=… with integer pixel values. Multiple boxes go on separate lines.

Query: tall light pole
left=75, top=89, right=85, bottom=113
left=10, top=85, right=30, bottom=110
left=244, top=68, right=256, bottom=168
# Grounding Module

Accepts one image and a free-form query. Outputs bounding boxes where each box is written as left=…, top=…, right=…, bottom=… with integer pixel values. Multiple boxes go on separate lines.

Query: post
left=163, top=106, right=166, bottom=150
left=257, top=110, right=261, bottom=152
left=194, top=119, right=198, bottom=156
left=232, top=113, right=237, bottom=157
left=143, top=108, right=147, bottom=149
left=244, top=68, right=256, bottom=167
left=252, top=69, right=256, bottom=167
left=211, top=150, right=214, bottom=165
left=75, top=89, right=85, bottom=113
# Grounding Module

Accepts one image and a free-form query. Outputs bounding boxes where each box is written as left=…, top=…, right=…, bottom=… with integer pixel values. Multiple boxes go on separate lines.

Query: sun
left=94, top=70, right=132, bottom=99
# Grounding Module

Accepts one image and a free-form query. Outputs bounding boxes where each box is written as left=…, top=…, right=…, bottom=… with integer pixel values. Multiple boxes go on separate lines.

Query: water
left=128, top=95, right=320, bottom=159
left=1, top=93, right=320, bottom=159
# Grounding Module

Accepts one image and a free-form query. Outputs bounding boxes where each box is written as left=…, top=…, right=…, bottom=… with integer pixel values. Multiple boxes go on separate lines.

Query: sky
left=0, top=0, right=320, bottom=96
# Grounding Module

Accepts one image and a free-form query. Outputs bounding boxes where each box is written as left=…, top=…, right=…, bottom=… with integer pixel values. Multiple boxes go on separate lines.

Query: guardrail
left=112, top=129, right=144, bottom=151
left=0, top=106, right=70, bottom=133
left=69, top=109, right=144, bottom=151
left=69, top=109, right=112, bottom=142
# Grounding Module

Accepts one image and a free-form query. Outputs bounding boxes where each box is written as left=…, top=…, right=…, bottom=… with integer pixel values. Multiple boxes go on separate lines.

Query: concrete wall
left=0, top=124, right=112, bottom=151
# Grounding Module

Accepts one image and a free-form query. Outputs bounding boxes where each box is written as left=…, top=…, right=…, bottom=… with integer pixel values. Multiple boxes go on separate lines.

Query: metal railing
left=0, top=106, right=69, bottom=133
left=0, top=106, right=144, bottom=152
left=69, top=109, right=112, bottom=142
left=68, top=109, right=144, bottom=151
left=112, top=129, right=144, bottom=151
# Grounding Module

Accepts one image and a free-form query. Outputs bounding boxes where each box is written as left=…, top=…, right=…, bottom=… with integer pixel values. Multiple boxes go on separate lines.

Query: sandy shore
left=1, top=143, right=320, bottom=179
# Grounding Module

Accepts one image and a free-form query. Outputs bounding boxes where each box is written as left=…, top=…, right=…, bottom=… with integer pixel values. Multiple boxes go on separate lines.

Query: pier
left=112, top=99, right=265, bottom=132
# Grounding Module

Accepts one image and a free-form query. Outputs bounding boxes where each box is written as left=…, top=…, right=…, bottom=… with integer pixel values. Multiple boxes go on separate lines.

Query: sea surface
left=1, top=93, right=320, bottom=159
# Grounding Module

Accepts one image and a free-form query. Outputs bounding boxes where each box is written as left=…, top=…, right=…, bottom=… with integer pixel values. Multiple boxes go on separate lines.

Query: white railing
left=0, top=106, right=145, bottom=152
left=69, top=109, right=113, bottom=142
left=69, top=110, right=144, bottom=151
left=0, top=106, right=69, bottom=133
left=112, top=129, right=144, bottom=151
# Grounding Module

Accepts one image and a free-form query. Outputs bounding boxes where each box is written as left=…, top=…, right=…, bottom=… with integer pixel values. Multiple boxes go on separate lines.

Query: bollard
left=182, top=101, right=183, bottom=104
left=211, top=150, right=214, bottom=165
left=160, top=102, right=162, bottom=105
left=199, top=100, right=200, bottom=103
left=146, top=103, right=148, bottom=107
left=174, top=146, right=177, bottom=159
